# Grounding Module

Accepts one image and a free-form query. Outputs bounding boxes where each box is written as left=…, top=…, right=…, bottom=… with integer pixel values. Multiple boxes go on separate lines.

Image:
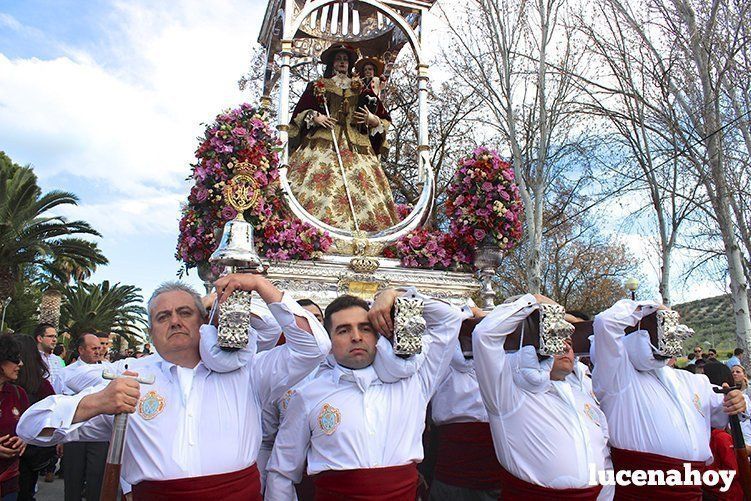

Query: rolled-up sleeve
left=265, top=391, right=310, bottom=501
left=591, top=300, right=657, bottom=398
left=17, top=386, right=113, bottom=445
left=472, top=294, right=537, bottom=415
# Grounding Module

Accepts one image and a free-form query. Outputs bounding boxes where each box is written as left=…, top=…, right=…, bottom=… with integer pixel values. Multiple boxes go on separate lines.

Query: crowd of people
left=0, top=274, right=748, bottom=501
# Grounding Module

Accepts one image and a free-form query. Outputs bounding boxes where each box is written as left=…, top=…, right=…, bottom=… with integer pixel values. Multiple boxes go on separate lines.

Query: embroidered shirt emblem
left=279, top=389, right=296, bottom=413
left=693, top=393, right=704, bottom=416
left=138, top=391, right=166, bottom=420
left=583, top=403, right=600, bottom=427
left=318, top=403, right=341, bottom=435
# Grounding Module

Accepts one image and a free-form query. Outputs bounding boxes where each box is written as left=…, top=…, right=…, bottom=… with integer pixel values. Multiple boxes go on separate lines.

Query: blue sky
left=0, top=0, right=268, bottom=303
left=0, top=0, right=727, bottom=312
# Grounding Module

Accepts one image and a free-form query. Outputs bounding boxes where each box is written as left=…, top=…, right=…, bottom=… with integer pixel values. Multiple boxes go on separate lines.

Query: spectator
left=15, top=335, right=56, bottom=500
left=33, top=324, right=64, bottom=392
left=52, top=345, right=66, bottom=366
left=694, top=345, right=703, bottom=358
left=731, top=365, right=751, bottom=397
left=708, top=348, right=718, bottom=360
left=0, top=334, right=29, bottom=500
left=695, top=358, right=707, bottom=374
left=687, top=353, right=696, bottom=365
left=702, top=361, right=744, bottom=500
left=726, top=348, right=744, bottom=369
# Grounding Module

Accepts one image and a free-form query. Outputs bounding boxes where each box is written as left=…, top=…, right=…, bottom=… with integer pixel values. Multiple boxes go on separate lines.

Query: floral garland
left=176, top=103, right=333, bottom=272
left=388, top=147, right=524, bottom=270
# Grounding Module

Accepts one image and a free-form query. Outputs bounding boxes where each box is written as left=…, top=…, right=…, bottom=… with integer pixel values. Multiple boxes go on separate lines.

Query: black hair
left=324, top=295, right=370, bottom=333
left=0, top=334, right=22, bottom=365
left=15, top=334, right=49, bottom=397
left=95, top=332, right=109, bottom=339
left=53, top=344, right=65, bottom=357
left=708, top=347, right=717, bottom=354
left=687, top=353, right=695, bottom=360
left=703, top=361, right=734, bottom=387
left=567, top=310, right=590, bottom=321
left=33, top=323, right=56, bottom=341
left=735, top=348, right=744, bottom=356
left=297, top=299, right=323, bottom=316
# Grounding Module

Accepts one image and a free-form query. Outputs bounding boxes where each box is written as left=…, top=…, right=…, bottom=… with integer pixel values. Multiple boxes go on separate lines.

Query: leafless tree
left=440, top=0, right=594, bottom=292
left=576, top=5, right=706, bottom=306
left=597, top=0, right=751, bottom=349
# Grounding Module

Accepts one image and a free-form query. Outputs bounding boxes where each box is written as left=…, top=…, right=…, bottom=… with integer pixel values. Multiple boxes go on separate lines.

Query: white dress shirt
left=431, top=342, right=489, bottom=425
left=472, top=294, right=611, bottom=489
left=40, top=351, right=65, bottom=393
left=592, top=299, right=727, bottom=462
left=265, top=289, right=464, bottom=501
left=17, top=293, right=331, bottom=487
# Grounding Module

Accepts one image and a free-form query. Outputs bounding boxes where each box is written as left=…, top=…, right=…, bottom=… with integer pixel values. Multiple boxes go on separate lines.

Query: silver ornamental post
left=209, top=161, right=264, bottom=350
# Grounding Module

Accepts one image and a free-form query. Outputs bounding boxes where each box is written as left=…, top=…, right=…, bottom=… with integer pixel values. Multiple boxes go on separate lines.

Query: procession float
left=176, top=0, right=524, bottom=348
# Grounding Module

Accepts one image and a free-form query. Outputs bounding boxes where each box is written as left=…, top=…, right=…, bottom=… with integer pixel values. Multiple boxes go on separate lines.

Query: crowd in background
left=0, top=323, right=150, bottom=501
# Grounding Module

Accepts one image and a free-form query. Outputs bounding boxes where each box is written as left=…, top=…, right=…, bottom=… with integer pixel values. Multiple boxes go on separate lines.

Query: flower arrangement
left=393, top=147, right=524, bottom=269
left=176, top=103, right=333, bottom=272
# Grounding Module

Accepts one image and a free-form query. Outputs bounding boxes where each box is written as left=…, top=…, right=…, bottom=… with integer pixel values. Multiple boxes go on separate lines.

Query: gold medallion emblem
left=138, top=391, right=166, bottom=420
left=318, top=403, right=341, bottom=435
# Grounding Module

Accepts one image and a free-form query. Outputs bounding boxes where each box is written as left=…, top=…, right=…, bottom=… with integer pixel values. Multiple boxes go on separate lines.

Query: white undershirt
left=176, top=366, right=196, bottom=404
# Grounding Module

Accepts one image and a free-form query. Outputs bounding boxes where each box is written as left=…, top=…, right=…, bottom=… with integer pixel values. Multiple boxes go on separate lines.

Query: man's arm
left=368, top=287, right=464, bottom=398
left=17, top=376, right=138, bottom=445
left=591, top=299, right=658, bottom=397
left=253, top=293, right=331, bottom=405
left=471, top=294, right=537, bottom=415
left=265, top=392, right=311, bottom=501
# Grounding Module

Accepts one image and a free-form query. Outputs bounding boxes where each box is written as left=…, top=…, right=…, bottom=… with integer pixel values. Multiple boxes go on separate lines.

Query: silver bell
left=209, top=217, right=263, bottom=271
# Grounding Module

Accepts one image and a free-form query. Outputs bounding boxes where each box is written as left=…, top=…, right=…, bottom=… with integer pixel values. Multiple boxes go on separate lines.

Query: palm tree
left=0, top=153, right=108, bottom=301
left=60, top=280, right=148, bottom=348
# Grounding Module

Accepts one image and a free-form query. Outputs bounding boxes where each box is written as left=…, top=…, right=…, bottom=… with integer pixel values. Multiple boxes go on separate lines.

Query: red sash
left=313, top=463, right=418, bottom=500
left=611, top=447, right=706, bottom=500
left=132, top=464, right=261, bottom=501
left=433, top=422, right=502, bottom=490
left=499, top=466, right=602, bottom=500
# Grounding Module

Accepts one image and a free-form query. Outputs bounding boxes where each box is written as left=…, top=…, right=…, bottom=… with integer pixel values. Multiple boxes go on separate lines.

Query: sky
left=0, top=0, right=727, bottom=310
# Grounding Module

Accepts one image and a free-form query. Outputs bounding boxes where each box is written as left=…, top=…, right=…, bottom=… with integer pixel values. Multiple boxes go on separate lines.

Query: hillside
left=673, top=293, right=747, bottom=355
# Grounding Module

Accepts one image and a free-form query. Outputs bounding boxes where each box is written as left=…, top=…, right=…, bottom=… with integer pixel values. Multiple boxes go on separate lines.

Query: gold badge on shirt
left=583, top=403, right=600, bottom=427
left=318, top=403, right=341, bottom=435
left=278, top=389, right=296, bottom=416
left=693, top=393, right=704, bottom=417
left=138, top=391, right=166, bottom=420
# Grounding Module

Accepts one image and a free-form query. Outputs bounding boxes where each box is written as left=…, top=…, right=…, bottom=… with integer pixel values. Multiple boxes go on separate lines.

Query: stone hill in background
left=673, top=293, right=750, bottom=356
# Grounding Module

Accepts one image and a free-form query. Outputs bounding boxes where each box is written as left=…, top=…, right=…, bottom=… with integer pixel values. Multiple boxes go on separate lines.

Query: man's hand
left=722, top=383, right=746, bottom=415
left=533, top=294, right=557, bottom=305
left=214, top=274, right=262, bottom=304
left=74, top=377, right=141, bottom=423
left=214, top=273, right=282, bottom=306
left=312, top=113, right=336, bottom=129
left=56, top=443, right=64, bottom=458
left=368, top=289, right=402, bottom=338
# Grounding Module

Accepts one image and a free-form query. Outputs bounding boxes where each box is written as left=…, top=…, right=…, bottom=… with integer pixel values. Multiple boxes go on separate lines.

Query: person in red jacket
left=15, top=334, right=55, bottom=501
left=703, top=361, right=744, bottom=501
left=0, top=334, right=29, bottom=500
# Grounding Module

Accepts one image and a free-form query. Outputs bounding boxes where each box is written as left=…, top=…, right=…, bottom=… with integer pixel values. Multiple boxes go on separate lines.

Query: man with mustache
left=17, top=274, right=331, bottom=500
left=265, top=289, right=464, bottom=500
left=472, top=294, right=610, bottom=500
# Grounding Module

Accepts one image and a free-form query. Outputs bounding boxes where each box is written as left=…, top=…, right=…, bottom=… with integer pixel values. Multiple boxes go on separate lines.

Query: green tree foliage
left=60, top=280, right=147, bottom=347
left=0, top=151, right=108, bottom=303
